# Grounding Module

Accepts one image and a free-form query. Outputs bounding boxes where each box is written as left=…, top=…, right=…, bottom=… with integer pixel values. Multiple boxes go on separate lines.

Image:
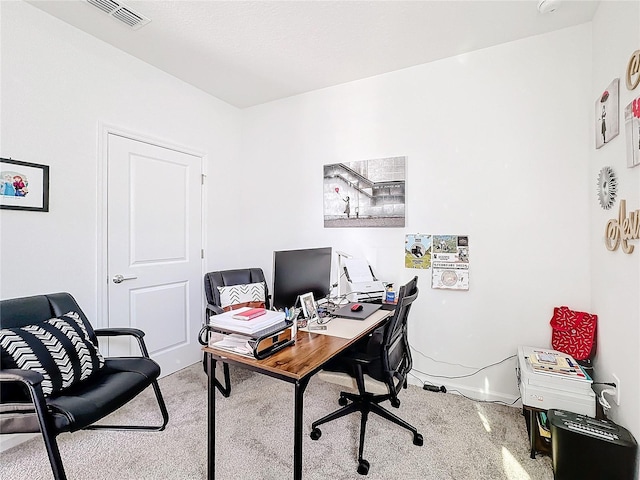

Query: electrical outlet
left=612, top=373, right=621, bottom=405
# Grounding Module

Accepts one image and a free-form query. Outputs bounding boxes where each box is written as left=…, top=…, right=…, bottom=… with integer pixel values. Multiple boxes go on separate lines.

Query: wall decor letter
left=605, top=200, right=640, bottom=254
left=627, top=50, right=640, bottom=90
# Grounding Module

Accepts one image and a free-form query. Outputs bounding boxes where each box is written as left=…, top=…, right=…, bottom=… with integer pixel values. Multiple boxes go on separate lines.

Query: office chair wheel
left=357, top=459, right=370, bottom=475
left=338, top=396, right=348, bottom=406
left=310, top=427, right=322, bottom=440
left=413, top=433, right=423, bottom=446
left=390, top=398, right=400, bottom=408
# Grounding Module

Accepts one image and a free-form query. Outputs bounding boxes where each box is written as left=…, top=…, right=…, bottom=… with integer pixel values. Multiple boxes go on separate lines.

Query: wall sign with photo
left=0, top=158, right=50, bottom=212
left=405, top=233, right=432, bottom=269
left=431, top=235, right=470, bottom=291
left=595, top=78, right=620, bottom=149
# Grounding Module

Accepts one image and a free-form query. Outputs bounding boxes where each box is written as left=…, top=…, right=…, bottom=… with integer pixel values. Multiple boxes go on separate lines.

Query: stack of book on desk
left=208, top=308, right=293, bottom=359
left=209, top=307, right=285, bottom=336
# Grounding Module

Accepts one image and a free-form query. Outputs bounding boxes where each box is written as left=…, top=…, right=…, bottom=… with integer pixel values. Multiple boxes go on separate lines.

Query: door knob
left=112, top=274, right=138, bottom=284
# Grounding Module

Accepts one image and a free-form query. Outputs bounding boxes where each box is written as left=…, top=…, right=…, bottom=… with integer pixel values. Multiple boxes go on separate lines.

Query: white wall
left=590, top=0, right=640, bottom=448
left=0, top=1, right=241, bottom=322
left=237, top=24, right=593, bottom=402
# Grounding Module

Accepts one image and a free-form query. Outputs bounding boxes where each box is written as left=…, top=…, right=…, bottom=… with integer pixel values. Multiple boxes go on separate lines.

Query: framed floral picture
left=0, top=158, right=49, bottom=212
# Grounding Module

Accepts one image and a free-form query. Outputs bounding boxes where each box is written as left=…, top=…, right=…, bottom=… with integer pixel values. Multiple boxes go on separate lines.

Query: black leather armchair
left=201, top=268, right=270, bottom=396
left=310, top=276, right=423, bottom=475
left=0, top=292, right=169, bottom=480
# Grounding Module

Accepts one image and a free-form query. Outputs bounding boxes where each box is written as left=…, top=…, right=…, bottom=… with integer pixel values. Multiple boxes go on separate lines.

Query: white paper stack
left=209, top=307, right=285, bottom=335
left=211, top=333, right=253, bottom=356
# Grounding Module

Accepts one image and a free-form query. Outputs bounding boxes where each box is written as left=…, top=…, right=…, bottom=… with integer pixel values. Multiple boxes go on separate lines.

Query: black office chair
left=310, top=276, right=423, bottom=475
left=202, top=268, right=270, bottom=396
left=0, top=292, right=169, bottom=480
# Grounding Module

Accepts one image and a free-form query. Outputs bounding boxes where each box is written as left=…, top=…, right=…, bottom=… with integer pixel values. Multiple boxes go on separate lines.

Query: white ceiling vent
left=86, top=0, right=151, bottom=30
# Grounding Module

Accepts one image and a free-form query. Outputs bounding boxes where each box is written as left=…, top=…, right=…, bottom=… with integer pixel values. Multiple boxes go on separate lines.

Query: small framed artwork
left=596, top=78, right=620, bottom=149
left=0, top=158, right=50, bottom=212
left=300, top=292, right=319, bottom=320
left=624, top=96, right=640, bottom=168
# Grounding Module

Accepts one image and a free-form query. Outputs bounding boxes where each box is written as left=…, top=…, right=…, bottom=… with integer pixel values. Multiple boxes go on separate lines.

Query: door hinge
left=201, top=174, right=206, bottom=185
left=201, top=249, right=205, bottom=259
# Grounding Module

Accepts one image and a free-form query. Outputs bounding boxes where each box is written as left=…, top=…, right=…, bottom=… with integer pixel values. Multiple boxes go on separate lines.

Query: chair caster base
left=338, top=396, right=348, bottom=406
left=310, top=427, right=322, bottom=440
left=357, top=459, right=370, bottom=475
left=413, top=432, right=423, bottom=446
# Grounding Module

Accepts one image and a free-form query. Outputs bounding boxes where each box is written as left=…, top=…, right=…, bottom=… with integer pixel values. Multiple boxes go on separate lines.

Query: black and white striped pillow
left=0, top=311, right=105, bottom=396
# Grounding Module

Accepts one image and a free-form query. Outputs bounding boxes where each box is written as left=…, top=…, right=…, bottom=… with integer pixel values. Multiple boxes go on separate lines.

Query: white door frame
left=96, top=123, right=208, bottom=351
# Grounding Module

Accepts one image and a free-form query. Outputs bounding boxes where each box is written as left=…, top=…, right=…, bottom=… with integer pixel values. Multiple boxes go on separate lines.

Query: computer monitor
left=272, top=247, right=332, bottom=310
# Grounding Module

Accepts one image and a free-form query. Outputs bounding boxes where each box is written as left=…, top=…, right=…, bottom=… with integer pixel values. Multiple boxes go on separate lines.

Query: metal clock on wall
left=597, top=166, right=618, bottom=210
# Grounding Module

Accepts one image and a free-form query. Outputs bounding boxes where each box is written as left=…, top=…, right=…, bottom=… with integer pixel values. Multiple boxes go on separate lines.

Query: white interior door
left=107, top=133, right=202, bottom=376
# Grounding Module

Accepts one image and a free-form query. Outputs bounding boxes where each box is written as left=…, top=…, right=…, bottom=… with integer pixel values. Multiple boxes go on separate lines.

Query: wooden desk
left=203, top=310, right=390, bottom=480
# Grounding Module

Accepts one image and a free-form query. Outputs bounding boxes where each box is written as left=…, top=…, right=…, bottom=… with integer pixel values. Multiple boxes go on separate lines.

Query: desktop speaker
left=548, top=409, right=638, bottom=480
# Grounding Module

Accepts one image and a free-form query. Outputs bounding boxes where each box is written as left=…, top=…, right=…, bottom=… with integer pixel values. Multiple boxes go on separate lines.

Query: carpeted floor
left=0, top=363, right=553, bottom=479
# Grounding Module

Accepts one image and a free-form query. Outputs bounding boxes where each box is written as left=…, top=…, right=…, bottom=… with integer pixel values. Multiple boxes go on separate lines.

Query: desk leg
left=293, top=377, right=310, bottom=480
left=528, top=408, right=536, bottom=459
left=207, top=353, right=217, bottom=479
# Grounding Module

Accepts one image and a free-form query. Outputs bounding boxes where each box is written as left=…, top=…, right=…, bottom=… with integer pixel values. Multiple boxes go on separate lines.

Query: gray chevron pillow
left=0, top=311, right=105, bottom=396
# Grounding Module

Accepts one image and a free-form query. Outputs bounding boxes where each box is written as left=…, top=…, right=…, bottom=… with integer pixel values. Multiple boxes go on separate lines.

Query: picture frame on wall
left=624, top=96, right=640, bottom=168
left=0, top=158, right=50, bottom=212
left=323, top=156, right=406, bottom=228
left=595, top=78, right=620, bottom=149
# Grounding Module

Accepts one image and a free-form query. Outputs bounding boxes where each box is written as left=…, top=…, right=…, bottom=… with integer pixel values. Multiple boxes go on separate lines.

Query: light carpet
left=0, top=363, right=553, bottom=479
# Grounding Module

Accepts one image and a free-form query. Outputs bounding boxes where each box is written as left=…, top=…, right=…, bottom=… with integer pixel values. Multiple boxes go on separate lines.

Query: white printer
left=516, top=346, right=595, bottom=417
left=339, top=257, right=385, bottom=303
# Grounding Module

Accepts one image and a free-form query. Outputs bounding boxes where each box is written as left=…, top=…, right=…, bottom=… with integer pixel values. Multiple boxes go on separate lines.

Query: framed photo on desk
left=300, top=292, right=319, bottom=321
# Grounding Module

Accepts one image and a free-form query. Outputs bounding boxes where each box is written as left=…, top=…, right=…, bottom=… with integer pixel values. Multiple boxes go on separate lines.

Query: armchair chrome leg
left=85, top=379, right=169, bottom=431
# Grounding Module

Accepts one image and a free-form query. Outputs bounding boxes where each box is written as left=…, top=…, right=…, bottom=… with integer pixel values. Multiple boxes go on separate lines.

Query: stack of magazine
left=527, top=350, right=590, bottom=380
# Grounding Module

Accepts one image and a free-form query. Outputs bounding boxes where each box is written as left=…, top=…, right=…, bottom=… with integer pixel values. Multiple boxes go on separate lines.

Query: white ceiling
left=27, top=0, right=600, bottom=108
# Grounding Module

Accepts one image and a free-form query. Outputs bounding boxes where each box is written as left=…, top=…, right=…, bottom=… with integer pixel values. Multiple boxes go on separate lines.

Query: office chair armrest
left=94, top=328, right=152, bottom=358
left=0, top=368, right=45, bottom=387
left=206, top=303, right=225, bottom=315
